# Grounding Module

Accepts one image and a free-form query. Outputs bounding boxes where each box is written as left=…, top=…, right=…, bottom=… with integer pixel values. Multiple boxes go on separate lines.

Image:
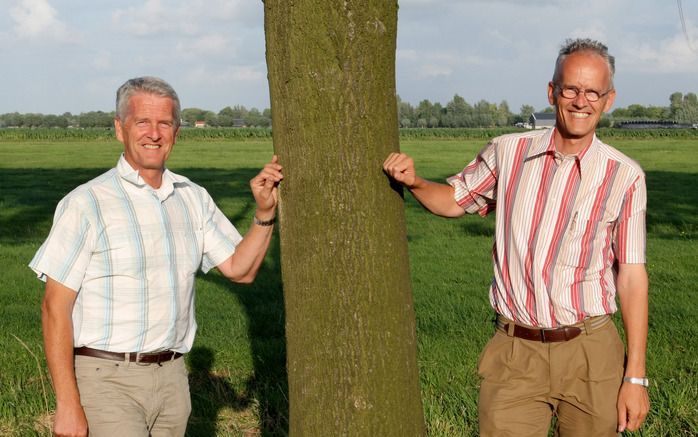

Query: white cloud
left=176, top=34, right=237, bottom=58
left=111, top=0, right=192, bottom=36
left=616, top=18, right=698, bottom=74
left=397, top=49, right=418, bottom=61
left=567, top=21, right=609, bottom=44
left=416, top=64, right=452, bottom=79
left=111, top=0, right=260, bottom=37
left=184, top=65, right=265, bottom=85
left=400, top=48, right=488, bottom=81
left=10, top=0, right=77, bottom=42
left=92, top=50, right=112, bottom=70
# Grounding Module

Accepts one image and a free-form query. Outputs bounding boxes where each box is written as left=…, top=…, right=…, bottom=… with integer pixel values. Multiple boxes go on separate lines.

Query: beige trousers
left=478, top=318, right=624, bottom=437
left=75, top=354, right=191, bottom=437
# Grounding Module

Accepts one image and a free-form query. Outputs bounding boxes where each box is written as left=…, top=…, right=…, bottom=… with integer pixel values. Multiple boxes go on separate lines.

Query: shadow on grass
left=645, top=170, right=698, bottom=240
left=194, top=240, right=288, bottom=437
left=186, top=346, right=252, bottom=436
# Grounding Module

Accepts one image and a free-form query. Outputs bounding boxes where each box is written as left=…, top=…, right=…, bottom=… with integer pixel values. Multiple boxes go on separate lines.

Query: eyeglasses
left=555, top=85, right=613, bottom=102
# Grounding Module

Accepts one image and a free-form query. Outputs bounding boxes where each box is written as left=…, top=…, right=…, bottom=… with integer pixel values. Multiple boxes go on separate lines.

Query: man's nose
left=572, top=91, right=589, bottom=106
left=147, top=124, right=162, bottom=140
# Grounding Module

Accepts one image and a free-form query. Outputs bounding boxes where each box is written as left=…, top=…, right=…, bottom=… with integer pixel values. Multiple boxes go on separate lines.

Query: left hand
left=250, top=155, right=283, bottom=219
left=617, top=381, right=650, bottom=432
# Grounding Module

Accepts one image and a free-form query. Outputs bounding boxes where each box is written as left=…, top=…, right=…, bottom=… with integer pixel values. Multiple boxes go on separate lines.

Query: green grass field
left=1, top=136, right=696, bottom=436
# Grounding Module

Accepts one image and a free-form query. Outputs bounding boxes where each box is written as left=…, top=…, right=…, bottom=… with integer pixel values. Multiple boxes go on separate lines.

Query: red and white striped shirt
left=447, top=128, right=646, bottom=328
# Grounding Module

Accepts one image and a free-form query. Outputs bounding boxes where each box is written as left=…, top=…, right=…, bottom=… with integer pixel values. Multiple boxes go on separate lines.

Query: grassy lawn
left=0, top=136, right=696, bottom=436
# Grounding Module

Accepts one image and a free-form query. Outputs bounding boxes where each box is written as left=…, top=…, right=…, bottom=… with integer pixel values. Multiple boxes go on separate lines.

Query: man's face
left=115, top=92, right=178, bottom=174
left=548, top=51, right=615, bottom=144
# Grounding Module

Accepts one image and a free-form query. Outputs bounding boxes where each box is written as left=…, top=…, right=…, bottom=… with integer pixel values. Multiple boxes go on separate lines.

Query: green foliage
left=2, top=126, right=697, bottom=144
left=0, top=138, right=697, bottom=436
left=597, top=128, right=698, bottom=139
left=0, top=127, right=274, bottom=142
left=177, top=128, right=273, bottom=140
left=2, top=127, right=696, bottom=144
left=0, top=128, right=116, bottom=142
left=399, top=127, right=527, bottom=139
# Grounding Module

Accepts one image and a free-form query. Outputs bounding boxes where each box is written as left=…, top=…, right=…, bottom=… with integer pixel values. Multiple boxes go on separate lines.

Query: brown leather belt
left=74, top=346, right=183, bottom=364
left=496, top=314, right=611, bottom=343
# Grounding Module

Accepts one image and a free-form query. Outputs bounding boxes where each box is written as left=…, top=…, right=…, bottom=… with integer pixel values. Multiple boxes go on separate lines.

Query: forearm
left=617, top=264, right=649, bottom=377
left=409, top=176, right=465, bottom=218
left=615, top=263, right=650, bottom=432
left=42, top=289, right=80, bottom=406
left=219, top=211, right=275, bottom=283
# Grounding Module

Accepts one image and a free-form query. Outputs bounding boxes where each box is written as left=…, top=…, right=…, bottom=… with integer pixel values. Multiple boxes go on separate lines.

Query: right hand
left=383, top=153, right=418, bottom=188
left=53, top=401, right=88, bottom=437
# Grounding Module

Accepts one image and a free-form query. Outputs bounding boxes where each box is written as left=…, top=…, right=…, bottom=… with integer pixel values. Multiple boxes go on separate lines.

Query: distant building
left=529, top=112, right=556, bottom=129
left=614, top=120, right=691, bottom=129
left=232, top=118, right=246, bottom=128
left=194, top=121, right=206, bottom=128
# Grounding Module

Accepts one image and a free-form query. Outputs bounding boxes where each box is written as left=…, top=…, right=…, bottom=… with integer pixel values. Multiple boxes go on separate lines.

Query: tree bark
left=264, top=1, right=425, bottom=435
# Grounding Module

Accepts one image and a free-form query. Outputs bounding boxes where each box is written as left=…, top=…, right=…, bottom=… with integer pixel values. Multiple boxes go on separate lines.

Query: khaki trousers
left=75, top=354, right=191, bottom=437
left=478, top=317, right=624, bottom=437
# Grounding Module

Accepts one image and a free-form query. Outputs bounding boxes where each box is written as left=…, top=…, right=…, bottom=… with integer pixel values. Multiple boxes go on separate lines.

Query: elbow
left=438, top=205, right=466, bottom=218
left=228, top=271, right=257, bottom=284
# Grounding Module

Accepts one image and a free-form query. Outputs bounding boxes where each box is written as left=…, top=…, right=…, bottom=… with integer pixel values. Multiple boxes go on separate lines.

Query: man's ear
left=547, top=81, right=556, bottom=106
left=114, top=118, right=124, bottom=143
left=603, top=89, right=617, bottom=113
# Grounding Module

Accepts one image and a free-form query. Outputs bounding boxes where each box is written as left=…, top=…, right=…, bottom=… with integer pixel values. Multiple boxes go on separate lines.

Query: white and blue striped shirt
left=30, top=155, right=242, bottom=353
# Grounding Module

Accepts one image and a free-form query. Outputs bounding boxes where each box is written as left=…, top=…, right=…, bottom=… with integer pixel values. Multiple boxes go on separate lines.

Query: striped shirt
left=447, top=128, right=646, bottom=328
left=30, top=155, right=242, bottom=353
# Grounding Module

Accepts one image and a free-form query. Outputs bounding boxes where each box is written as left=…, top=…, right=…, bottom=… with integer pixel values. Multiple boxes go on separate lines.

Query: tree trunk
left=264, top=1, right=425, bottom=435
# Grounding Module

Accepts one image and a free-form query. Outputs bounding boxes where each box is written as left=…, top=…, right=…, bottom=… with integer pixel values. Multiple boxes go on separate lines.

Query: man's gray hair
left=552, top=38, right=615, bottom=89
left=116, top=77, right=181, bottom=127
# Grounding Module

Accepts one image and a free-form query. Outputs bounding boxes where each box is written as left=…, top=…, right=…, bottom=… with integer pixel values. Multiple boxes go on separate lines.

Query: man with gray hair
left=384, top=38, right=649, bottom=435
left=31, top=76, right=283, bottom=436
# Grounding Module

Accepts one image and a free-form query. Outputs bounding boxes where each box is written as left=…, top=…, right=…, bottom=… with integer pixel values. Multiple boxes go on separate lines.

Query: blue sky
left=1, top=0, right=697, bottom=115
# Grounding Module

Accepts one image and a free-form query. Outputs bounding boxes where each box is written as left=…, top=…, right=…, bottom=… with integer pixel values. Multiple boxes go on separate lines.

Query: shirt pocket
left=556, top=215, right=612, bottom=269
left=168, top=225, right=204, bottom=277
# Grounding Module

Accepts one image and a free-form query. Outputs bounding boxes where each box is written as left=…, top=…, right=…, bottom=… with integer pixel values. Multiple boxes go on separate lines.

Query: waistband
left=495, top=314, right=612, bottom=343
left=74, top=346, right=183, bottom=365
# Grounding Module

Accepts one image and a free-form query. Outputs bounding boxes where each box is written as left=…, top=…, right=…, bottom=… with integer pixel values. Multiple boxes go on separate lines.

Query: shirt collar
left=525, top=127, right=556, bottom=159
left=117, top=154, right=145, bottom=186
left=116, top=154, right=175, bottom=200
left=524, top=128, right=600, bottom=179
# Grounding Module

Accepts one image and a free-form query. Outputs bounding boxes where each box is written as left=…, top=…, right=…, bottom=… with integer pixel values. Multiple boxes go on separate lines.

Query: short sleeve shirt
left=447, top=129, right=646, bottom=327
left=30, top=155, right=242, bottom=352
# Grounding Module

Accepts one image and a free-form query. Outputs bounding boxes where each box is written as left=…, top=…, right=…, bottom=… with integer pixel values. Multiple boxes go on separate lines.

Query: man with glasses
left=384, top=38, right=649, bottom=436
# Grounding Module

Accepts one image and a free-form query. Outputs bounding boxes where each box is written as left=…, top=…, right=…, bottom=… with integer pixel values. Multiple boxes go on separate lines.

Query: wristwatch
left=253, top=215, right=276, bottom=226
left=623, top=376, right=650, bottom=387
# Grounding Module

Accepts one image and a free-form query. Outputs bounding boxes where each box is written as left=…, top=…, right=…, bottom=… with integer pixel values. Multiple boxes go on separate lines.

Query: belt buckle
left=540, top=328, right=551, bottom=343
left=135, top=352, right=153, bottom=366
left=135, top=352, right=145, bottom=365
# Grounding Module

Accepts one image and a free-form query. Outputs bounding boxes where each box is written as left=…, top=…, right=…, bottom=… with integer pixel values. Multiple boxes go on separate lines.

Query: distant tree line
left=397, top=91, right=698, bottom=128
left=0, top=105, right=272, bottom=129
left=1, top=92, right=696, bottom=129
left=610, top=92, right=698, bottom=124
left=0, top=111, right=115, bottom=129
left=180, top=105, right=271, bottom=128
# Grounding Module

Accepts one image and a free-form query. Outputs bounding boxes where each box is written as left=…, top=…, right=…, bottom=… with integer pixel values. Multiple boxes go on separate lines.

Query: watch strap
left=253, top=216, right=276, bottom=226
left=623, top=376, right=649, bottom=387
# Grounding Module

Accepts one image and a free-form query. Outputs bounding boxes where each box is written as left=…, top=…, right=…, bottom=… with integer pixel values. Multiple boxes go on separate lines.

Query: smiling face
left=548, top=51, right=616, bottom=153
left=115, top=92, right=179, bottom=187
